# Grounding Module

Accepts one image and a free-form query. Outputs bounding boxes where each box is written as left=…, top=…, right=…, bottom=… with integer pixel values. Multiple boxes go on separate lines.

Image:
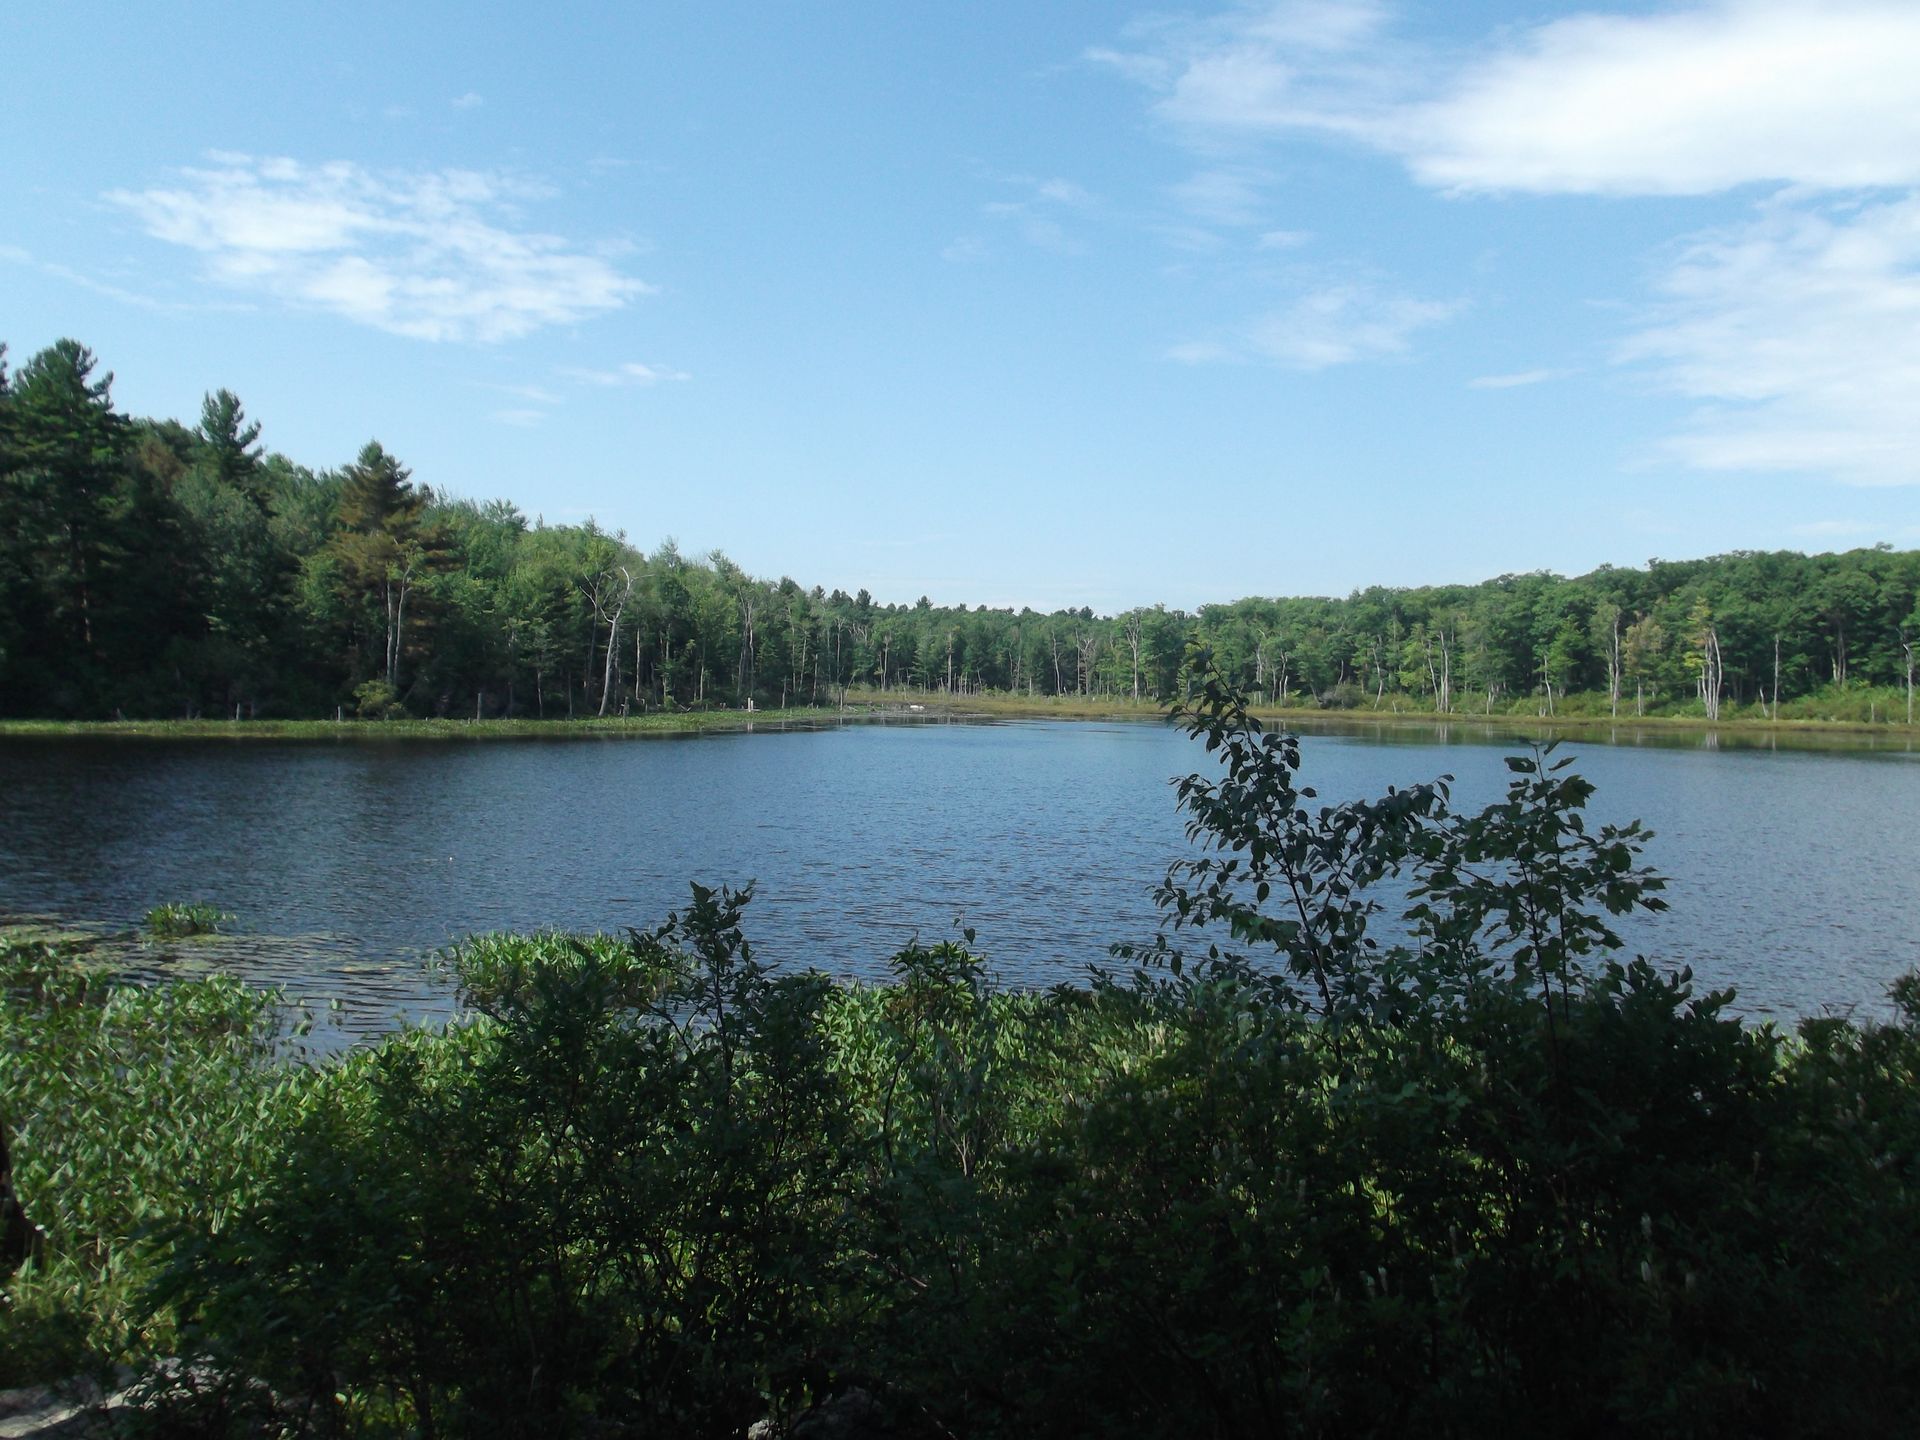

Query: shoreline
left=1, top=693, right=1915, bottom=743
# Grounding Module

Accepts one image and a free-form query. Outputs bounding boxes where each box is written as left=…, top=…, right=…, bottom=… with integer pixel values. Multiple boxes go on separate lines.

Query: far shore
left=1, top=688, right=1916, bottom=745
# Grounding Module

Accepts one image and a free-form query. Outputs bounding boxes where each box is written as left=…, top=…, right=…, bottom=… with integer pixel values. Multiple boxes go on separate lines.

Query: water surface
left=2, top=718, right=1915, bottom=1040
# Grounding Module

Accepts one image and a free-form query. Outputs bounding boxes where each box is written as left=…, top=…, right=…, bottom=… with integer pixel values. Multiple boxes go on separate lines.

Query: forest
left=4, top=336, right=1917, bottom=723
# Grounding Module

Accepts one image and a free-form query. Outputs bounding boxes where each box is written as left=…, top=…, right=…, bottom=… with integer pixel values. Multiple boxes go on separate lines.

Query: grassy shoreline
left=846, top=687, right=1920, bottom=737
left=2, top=691, right=1915, bottom=741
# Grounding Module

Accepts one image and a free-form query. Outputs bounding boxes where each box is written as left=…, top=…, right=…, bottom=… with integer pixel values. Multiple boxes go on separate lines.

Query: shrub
left=159, top=887, right=872, bottom=1438
left=0, top=941, right=285, bottom=1386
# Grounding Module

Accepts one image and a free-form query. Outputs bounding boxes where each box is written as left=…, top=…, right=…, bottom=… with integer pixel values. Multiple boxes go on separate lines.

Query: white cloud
left=1469, top=368, right=1565, bottom=389
left=452, top=92, right=484, bottom=111
left=561, top=361, right=690, bottom=387
left=1620, top=195, right=1920, bottom=484
left=108, top=154, right=649, bottom=342
left=1175, top=284, right=1461, bottom=369
left=1104, top=1, right=1920, bottom=196
left=1405, top=2, right=1920, bottom=196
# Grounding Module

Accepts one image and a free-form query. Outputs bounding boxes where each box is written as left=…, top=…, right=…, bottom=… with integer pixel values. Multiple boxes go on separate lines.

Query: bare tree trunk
left=1903, top=635, right=1915, bottom=725
left=1699, top=625, right=1724, bottom=721
left=1608, top=614, right=1622, bottom=718
left=1125, top=611, right=1143, bottom=701
left=597, top=567, right=633, bottom=717
left=737, top=594, right=757, bottom=701
left=1076, top=632, right=1100, bottom=696
left=392, top=568, right=412, bottom=691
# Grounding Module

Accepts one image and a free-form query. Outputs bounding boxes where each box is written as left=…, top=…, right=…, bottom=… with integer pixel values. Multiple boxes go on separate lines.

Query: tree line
left=3, top=336, right=1916, bottom=721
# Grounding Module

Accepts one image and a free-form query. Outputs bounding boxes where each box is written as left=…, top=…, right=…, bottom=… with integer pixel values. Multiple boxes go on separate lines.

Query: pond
left=3, top=717, right=1916, bottom=1041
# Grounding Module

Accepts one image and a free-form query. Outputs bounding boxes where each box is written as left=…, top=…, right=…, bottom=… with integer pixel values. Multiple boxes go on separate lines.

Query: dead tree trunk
left=596, top=566, right=634, bottom=717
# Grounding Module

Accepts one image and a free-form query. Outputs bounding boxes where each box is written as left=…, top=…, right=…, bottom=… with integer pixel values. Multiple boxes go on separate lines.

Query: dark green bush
left=159, top=888, right=871, bottom=1438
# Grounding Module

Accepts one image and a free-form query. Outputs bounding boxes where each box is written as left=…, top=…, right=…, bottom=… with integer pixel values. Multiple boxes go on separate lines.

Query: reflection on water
left=2, top=717, right=1917, bottom=1043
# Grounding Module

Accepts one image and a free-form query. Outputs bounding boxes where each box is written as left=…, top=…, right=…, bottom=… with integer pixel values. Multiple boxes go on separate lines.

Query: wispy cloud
left=451, top=92, right=484, bottom=111
left=1792, top=519, right=1876, bottom=538
left=1167, top=340, right=1235, bottom=365
left=492, top=408, right=547, bottom=427
left=1469, top=368, right=1566, bottom=390
left=474, top=380, right=561, bottom=406
left=560, top=361, right=690, bottom=387
left=940, top=235, right=989, bottom=264
left=1169, top=167, right=1273, bottom=226
left=974, top=171, right=1096, bottom=256
left=1247, top=286, right=1461, bottom=367
left=1, top=241, right=260, bottom=315
left=1176, top=283, right=1462, bottom=369
left=1620, top=194, right=1920, bottom=485
left=1094, top=1, right=1399, bottom=138
left=108, top=153, right=649, bottom=342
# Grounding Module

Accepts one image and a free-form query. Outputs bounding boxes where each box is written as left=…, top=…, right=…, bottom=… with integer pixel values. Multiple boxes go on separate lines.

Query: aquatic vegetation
left=142, top=902, right=231, bottom=939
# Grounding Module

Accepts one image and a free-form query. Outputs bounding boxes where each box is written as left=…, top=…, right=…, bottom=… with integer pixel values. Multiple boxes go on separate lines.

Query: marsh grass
left=0, top=707, right=832, bottom=742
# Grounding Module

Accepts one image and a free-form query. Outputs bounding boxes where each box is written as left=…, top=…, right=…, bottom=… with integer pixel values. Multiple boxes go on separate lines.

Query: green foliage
left=350, top=679, right=404, bottom=719
left=143, top=900, right=230, bottom=938
left=159, top=890, right=870, bottom=1438
left=0, top=941, right=284, bottom=1384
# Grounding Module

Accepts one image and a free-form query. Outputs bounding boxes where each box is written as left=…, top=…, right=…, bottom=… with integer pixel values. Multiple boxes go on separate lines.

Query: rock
left=0, top=1378, right=111, bottom=1439
left=0, top=1359, right=288, bottom=1438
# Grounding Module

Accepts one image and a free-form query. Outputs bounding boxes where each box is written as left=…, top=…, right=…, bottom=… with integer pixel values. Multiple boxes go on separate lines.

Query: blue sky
left=5, top=1, right=1917, bottom=611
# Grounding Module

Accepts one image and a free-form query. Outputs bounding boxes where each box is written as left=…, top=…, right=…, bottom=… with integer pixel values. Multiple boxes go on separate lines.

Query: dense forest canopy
left=2, top=337, right=1916, bottom=721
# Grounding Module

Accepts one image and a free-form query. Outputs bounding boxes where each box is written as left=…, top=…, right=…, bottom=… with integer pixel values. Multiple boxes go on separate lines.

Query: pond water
left=3, top=717, right=1917, bottom=1041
